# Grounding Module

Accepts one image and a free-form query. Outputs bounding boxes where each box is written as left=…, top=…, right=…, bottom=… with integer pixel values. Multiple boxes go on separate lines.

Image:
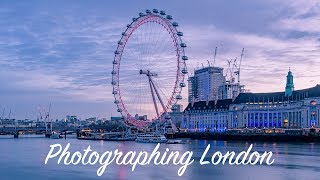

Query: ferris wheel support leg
left=150, top=78, right=178, bottom=132
left=149, top=77, right=167, bottom=115
left=148, top=77, right=160, bottom=118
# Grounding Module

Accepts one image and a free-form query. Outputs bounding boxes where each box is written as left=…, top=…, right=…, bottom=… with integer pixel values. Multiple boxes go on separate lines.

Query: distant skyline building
left=111, top=116, right=123, bottom=121
left=169, top=104, right=183, bottom=129
left=219, top=82, right=244, bottom=100
left=188, top=65, right=244, bottom=103
left=188, top=66, right=225, bottom=103
left=285, top=69, right=294, bottom=96
left=66, top=115, right=78, bottom=123
left=85, top=117, right=97, bottom=124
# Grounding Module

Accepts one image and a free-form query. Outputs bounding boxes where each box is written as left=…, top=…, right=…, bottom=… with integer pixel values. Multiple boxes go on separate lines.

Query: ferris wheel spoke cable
left=151, top=23, right=167, bottom=67
left=158, top=25, right=174, bottom=58
left=153, top=87, right=169, bottom=110
left=135, top=26, right=144, bottom=66
left=144, top=25, right=152, bottom=68
left=150, top=22, right=162, bottom=63
left=155, top=28, right=174, bottom=72
left=153, top=78, right=171, bottom=107
left=128, top=38, right=142, bottom=71
left=146, top=22, right=153, bottom=65
left=124, top=50, right=141, bottom=70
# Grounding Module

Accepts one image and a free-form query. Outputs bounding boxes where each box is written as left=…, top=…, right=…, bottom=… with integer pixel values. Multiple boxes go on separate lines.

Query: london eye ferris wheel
left=111, top=9, right=188, bottom=127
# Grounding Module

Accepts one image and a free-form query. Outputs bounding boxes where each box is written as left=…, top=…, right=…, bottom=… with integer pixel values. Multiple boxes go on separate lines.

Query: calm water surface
left=0, top=135, right=319, bottom=180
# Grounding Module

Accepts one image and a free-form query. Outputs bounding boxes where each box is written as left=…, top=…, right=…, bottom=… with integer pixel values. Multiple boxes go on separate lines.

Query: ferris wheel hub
left=139, top=69, right=158, bottom=77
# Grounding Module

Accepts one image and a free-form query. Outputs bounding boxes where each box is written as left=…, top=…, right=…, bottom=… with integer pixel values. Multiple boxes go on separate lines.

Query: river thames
left=0, top=135, right=319, bottom=180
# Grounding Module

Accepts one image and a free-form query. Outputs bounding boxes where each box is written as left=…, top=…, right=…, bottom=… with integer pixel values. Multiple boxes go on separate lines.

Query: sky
left=0, top=0, right=319, bottom=120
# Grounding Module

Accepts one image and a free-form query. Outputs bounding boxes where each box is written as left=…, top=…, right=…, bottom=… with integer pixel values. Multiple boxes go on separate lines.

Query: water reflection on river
left=0, top=135, right=319, bottom=180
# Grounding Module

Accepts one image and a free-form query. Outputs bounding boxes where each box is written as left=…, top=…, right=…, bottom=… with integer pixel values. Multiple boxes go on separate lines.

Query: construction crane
left=46, top=103, right=52, bottom=134
left=225, top=59, right=232, bottom=83
left=237, top=48, right=244, bottom=83
left=37, top=105, right=45, bottom=121
left=8, top=109, right=11, bottom=120
left=231, top=58, right=237, bottom=83
left=1, top=107, right=5, bottom=120
left=226, top=48, right=245, bottom=84
left=213, top=47, right=217, bottom=66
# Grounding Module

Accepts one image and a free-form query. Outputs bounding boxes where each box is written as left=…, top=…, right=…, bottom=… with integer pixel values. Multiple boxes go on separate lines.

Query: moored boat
left=105, top=135, right=136, bottom=141
left=104, top=131, right=136, bottom=141
left=50, top=131, right=62, bottom=139
left=136, top=133, right=167, bottom=143
left=77, top=130, right=137, bottom=141
left=166, top=139, right=184, bottom=144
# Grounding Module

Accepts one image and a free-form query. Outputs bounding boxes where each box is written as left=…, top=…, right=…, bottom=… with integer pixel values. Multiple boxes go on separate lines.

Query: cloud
left=182, top=23, right=320, bottom=93
left=271, top=1, right=320, bottom=33
left=0, top=5, right=128, bottom=119
left=1, top=1, right=320, bottom=119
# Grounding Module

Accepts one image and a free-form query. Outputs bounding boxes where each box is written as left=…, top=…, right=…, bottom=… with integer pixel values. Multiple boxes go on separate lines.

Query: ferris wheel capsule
left=182, top=55, right=188, bottom=60
left=132, top=17, right=137, bottom=21
left=182, top=68, right=188, bottom=74
left=111, top=70, right=117, bottom=75
left=177, top=32, right=183, bottom=36
left=113, top=60, right=118, bottom=64
left=146, top=9, right=151, bottom=14
left=160, top=10, right=166, bottom=15
left=118, top=41, right=123, bottom=45
left=171, top=106, right=178, bottom=111
left=180, top=43, right=187, bottom=48
left=114, top=100, right=119, bottom=104
left=117, top=109, right=122, bottom=112
left=176, top=95, right=182, bottom=100
left=111, top=81, right=116, bottom=85
left=115, top=51, right=120, bottom=55
left=166, top=15, right=173, bottom=20
left=127, top=24, right=131, bottom=28
left=122, top=32, right=126, bottom=36
left=152, top=9, right=159, bottom=13
left=139, top=12, right=144, bottom=17
left=180, top=82, right=186, bottom=87
left=172, top=22, right=178, bottom=27
left=112, top=91, right=118, bottom=95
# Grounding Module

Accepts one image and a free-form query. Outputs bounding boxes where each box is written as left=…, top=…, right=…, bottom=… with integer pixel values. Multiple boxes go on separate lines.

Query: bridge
left=0, top=125, right=77, bottom=137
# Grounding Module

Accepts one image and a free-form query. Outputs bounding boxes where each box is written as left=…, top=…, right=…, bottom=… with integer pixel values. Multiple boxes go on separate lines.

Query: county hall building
left=181, top=70, right=320, bottom=132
